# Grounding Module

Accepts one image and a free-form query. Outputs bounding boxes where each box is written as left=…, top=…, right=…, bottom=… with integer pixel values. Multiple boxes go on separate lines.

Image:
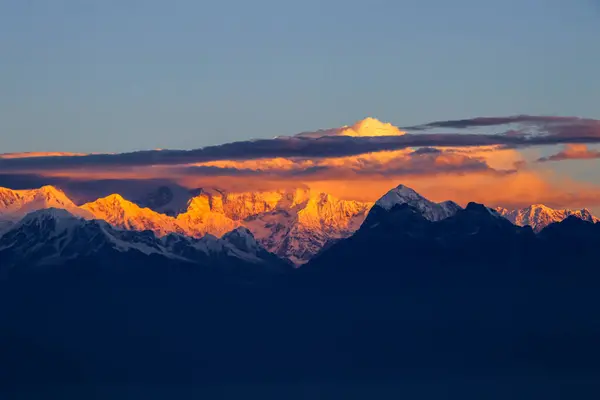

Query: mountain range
left=496, top=204, right=599, bottom=232
left=0, top=207, right=289, bottom=277
left=1, top=183, right=598, bottom=265
left=2, top=182, right=600, bottom=393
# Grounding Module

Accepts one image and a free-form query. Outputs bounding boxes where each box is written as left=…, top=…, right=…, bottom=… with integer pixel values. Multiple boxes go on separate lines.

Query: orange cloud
left=8, top=143, right=599, bottom=212
left=538, top=144, right=600, bottom=162
left=308, top=170, right=600, bottom=211
left=0, top=152, right=88, bottom=159
left=180, top=147, right=600, bottom=212
left=192, top=145, right=519, bottom=178
left=2, top=116, right=600, bottom=213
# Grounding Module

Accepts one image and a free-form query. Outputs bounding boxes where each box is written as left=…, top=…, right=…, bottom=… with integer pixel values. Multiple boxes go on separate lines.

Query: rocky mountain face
left=0, top=208, right=289, bottom=274
left=374, top=184, right=461, bottom=221
left=125, top=186, right=372, bottom=263
left=0, top=185, right=91, bottom=220
left=0, top=185, right=373, bottom=264
left=496, top=204, right=599, bottom=232
left=81, top=194, right=186, bottom=237
left=2, top=184, right=599, bottom=265
left=245, top=192, right=372, bottom=264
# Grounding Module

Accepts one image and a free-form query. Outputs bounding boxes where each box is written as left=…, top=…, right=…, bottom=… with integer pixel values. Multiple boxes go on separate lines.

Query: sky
left=2, top=0, right=600, bottom=213
left=1, top=0, right=599, bottom=153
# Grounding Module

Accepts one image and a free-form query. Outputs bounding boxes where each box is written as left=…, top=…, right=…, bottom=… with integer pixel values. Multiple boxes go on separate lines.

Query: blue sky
left=1, top=0, right=599, bottom=153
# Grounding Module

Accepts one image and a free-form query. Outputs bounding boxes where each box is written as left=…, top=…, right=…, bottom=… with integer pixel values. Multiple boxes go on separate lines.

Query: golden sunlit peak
left=38, top=185, right=63, bottom=194
left=37, top=186, right=71, bottom=200
left=339, top=117, right=406, bottom=137
left=101, top=193, right=128, bottom=203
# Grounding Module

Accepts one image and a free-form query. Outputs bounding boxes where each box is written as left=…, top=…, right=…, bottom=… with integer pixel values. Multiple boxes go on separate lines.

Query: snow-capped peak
left=15, top=207, right=81, bottom=234
left=1, top=208, right=282, bottom=268
left=223, top=227, right=260, bottom=253
left=0, top=185, right=91, bottom=220
left=439, top=200, right=462, bottom=214
left=19, top=207, right=75, bottom=222
left=93, top=193, right=130, bottom=207
left=81, top=194, right=184, bottom=237
left=374, top=184, right=461, bottom=222
left=375, top=184, right=424, bottom=211
left=11, top=208, right=94, bottom=247
left=38, top=185, right=67, bottom=197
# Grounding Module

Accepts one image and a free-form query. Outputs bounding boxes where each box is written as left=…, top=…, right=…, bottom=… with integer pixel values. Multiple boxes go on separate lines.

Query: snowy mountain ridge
left=375, top=184, right=462, bottom=221
left=1, top=184, right=599, bottom=264
left=496, top=204, right=600, bottom=232
left=0, top=208, right=280, bottom=269
left=0, top=185, right=373, bottom=264
left=0, top=186, right=92, bottom=220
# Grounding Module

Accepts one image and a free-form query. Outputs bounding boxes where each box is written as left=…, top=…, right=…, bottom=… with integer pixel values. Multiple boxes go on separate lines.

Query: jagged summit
left=375, top=184, right=422, bottom=211
left=5, top=183, right=600, bottom=265
left=223, top=227, right=260, bottom=253
left=103, top=193, right=127, bottom=202
left=19, top=207, right=75, bottom=222
left=374, top=184, right=461, bottom=222
left=496, top=204, right=599, bottom=232
left=243, top=190, right=373, bottom=264
left=82, top=194, right=184, bottom=237
left=87, top=193, right=133, bottom=210
left=0, top=185, right=90, bottom=219
left=82, top=193, right=144, bottom=212
left=73, top=186, right=373, bottom=263
left=0, top=207, right=286, bottom=269
left=439, top=200, right=462, bottom=213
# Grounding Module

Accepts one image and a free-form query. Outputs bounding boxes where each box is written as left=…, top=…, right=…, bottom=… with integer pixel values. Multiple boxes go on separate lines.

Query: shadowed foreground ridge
left=1, top=191, right=600, bottom=398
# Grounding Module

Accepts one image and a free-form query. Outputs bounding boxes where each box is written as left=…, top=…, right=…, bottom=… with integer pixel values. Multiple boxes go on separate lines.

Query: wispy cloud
left=404, top=115, right=596, bottom=130
left=538, top=144, right=600, bottom=162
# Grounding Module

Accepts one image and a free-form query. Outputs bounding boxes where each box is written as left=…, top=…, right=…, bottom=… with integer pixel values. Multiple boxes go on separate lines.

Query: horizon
left=1, top=179, right=600, bottom=215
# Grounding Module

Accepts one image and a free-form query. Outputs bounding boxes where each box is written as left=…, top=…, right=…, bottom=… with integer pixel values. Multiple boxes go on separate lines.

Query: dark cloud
left=410, top=147, right=442, bottom=155
left=0, top=148, right=508, bottom=206
left=0, top=174, right=194, bottom=205
left=404, top=115, right=588, bottom=130
left=0, top=116, right=599, bottom=172
left=177, top=165, right=264, bottom=176
left=0, top=173, right=69, bottom=190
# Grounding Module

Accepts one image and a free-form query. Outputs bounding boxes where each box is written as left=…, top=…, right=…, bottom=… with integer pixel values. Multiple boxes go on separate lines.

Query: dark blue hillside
left=1, top=203, right=600, bottom=398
